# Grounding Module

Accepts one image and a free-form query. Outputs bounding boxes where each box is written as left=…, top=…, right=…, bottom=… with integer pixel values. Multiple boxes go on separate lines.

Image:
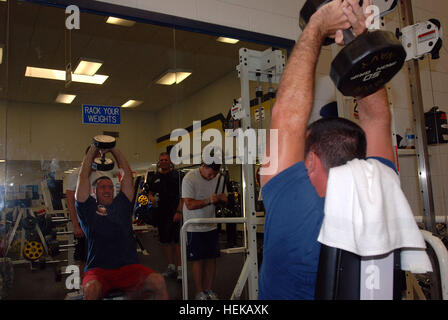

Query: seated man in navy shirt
left=75, top=143, right=168, bottom=300
left=258, top=0, right=396, bottom=299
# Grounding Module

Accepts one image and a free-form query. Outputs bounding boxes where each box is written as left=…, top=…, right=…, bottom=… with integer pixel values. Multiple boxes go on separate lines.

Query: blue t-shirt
left=258, top=157, right=396, bottom=300
left=76, top=191, right=138, bottom=272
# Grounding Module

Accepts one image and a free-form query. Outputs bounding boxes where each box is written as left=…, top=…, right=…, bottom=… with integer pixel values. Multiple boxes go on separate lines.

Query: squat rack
left=334, top=0, right=438, bottom=234
left=398, top=0, right=437, bottom=234
left=180, top=47, right=285, bottom=300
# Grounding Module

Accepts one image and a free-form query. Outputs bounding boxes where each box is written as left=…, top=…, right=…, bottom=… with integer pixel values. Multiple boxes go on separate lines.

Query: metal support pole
left=5, top=207, right=20, bottom=257
left=399, top=0, right=436, bottom=234
left=181, top=217, right=247, bottom=300
left=239, top=52, right=260, bottom=299
left=29, top=209, right=49, bottom=255
left=268, top=74, right=274, bottom=120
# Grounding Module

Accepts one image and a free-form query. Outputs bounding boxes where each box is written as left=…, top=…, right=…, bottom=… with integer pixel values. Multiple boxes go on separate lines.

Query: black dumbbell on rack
left=48, top=240, right=76, bottom=257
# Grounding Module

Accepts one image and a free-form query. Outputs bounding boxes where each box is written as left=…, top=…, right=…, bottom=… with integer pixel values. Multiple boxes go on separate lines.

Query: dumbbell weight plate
left=22, top=216, right=37, bottom=230
left=137, top=194, right=149, bottom=206
left=92, top=157, right=115, bottom=171
left=92, top=135, right=116, bottom=150
left=23, top=241, right=44, bottom=260
left=330, top=30, right=406, bottom=97
left=49, top=240, right=60, bottom=257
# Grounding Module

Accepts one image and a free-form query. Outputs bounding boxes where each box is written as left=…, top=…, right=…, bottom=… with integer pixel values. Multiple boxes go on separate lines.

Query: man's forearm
left=76, top=146, right=97, bottom=202
left=110, top=147, right=132, bottom=176
left=357, top=87, right=391, bottom=126
left=263, top=22, right=326, bottom=186
left=176, top=199, right=184, bottom=212
left=79, top=146, right=96, bottom=179
left=184, top=198, right=210, bottom=210
left=110, top=147, right=134, bottom=200
left=66, top=190, right=79, bottom=225
left=273, top=23, right=325, bottom=126
left=357, top=87, right=394, bottom=161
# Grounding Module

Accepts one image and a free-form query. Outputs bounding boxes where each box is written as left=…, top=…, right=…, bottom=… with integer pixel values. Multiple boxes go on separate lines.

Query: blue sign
left=82, top=105, right=121, bottom=125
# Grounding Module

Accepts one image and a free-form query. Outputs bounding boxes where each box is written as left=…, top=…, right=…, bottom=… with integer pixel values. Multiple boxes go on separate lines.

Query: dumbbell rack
left=3, top=207, right=49, bottom=265
left=2, top=207, right=76, bottom=275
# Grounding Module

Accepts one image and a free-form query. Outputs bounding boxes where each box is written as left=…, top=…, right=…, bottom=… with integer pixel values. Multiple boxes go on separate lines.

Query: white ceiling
left=0, top=0, right=269, bottom=112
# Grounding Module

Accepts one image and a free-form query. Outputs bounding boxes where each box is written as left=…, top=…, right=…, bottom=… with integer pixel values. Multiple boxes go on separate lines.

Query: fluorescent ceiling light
left=122, top=100, right=143, bottom=108
left=0, top=160, right=5, bottom=163
left=217, top=37, right=239, bottom=44
left=55, top=93, right=76, bottom=104
left=25, top=67, right=108, bottom=85
left=156, top=70, right=192, bottom=85
left=0, top=44, right=3, bottom=64
left=106, top=17, right=136, bottom=27
left=74, top=59, right=103, bottom=76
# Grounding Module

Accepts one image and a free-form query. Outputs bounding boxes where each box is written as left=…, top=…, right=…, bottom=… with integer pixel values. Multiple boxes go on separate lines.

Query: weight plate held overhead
left=330, top=30, right=406, bottom=97
left=92, top=157, right=114, bottom=171
left=92, top=135, right=116, bottom=149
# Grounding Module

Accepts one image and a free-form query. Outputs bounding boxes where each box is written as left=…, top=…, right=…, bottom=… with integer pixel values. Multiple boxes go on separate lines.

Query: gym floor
left=4, top=227, right=255, bottom=300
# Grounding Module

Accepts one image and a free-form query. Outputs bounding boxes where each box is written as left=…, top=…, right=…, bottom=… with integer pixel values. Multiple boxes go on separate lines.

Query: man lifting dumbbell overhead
left=258, top=0, right=397, bottom=299
left=65, top=145, right=113, bottom=278
left=75, top=136, right=168, bottom=300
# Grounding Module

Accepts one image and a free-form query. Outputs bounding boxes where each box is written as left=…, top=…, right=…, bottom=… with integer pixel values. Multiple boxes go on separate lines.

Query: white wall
left=155, top=71, right=241, bottom=135
left=96, top=0, right=304, bottom=41
left=0, top=100, right=159, bottom=178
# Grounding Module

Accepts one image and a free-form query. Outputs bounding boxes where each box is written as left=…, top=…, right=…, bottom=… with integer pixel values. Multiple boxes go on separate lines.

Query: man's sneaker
left=162, top=265, right=177, bottom=279
left=205, top=290, right=218, bottom=300
left=195, top=291, right=208, bottom=300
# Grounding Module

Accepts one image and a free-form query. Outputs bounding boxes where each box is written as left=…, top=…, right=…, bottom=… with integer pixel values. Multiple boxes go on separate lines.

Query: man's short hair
left=159, top=151, right=170, bottom=158
left=202, top=148, right=221, bottom=172
left=203, top=162, right=221, bottom=172
left=92, top=176, right=113, bottom=188
left=305, top=117, right=366, bottom=172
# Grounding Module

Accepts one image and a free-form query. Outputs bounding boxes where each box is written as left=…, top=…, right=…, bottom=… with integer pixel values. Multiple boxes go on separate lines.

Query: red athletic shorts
left=82, top=264, right=155, bottom=297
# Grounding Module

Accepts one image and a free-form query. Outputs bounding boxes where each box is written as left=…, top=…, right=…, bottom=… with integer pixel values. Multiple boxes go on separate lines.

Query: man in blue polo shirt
left=258, top=0, right=396, bottom=299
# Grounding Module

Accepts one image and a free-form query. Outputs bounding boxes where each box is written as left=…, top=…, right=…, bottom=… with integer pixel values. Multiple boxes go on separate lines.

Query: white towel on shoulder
left=318, top=158, right=432, bottom=273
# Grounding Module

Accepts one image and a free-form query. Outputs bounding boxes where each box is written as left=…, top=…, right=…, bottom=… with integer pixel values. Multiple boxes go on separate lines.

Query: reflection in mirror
left=0, top=0, right=287, bottom=300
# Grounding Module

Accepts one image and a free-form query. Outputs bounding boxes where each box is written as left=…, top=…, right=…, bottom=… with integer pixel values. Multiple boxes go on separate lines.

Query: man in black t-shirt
left=75, top=143, right=168, bottom=300
left=147, top=152, right=183, bottom=280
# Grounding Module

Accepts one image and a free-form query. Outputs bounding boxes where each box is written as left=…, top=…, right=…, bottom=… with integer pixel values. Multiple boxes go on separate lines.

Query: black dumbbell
left=300, top=0, right=406, bottom=97
left=93, top=135, right=116, bottom=149
left=22, top=216, right=37, bottom=230
left=92, top=135, right=116, bottom=171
